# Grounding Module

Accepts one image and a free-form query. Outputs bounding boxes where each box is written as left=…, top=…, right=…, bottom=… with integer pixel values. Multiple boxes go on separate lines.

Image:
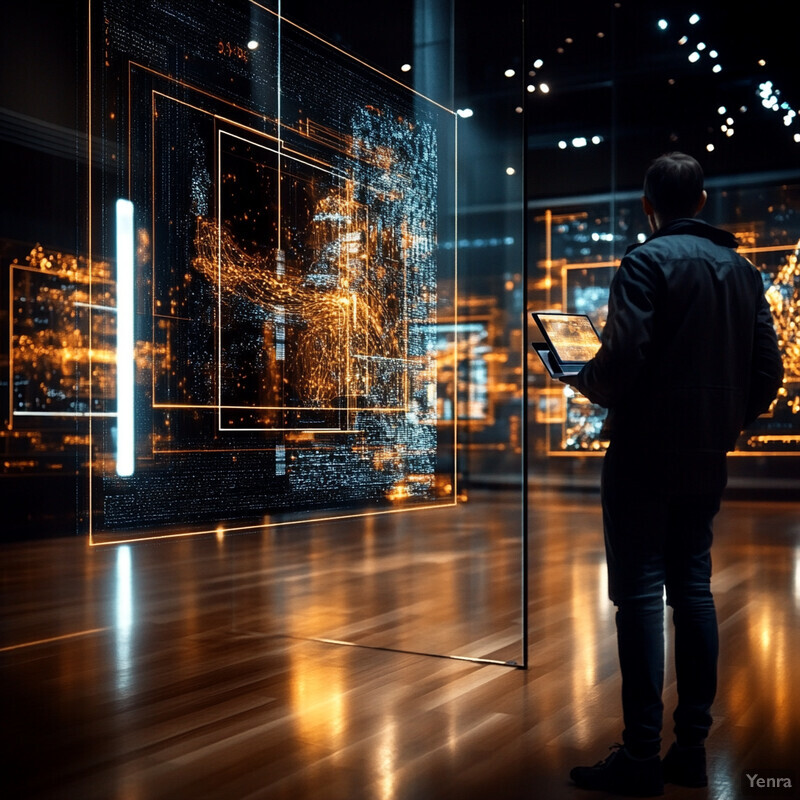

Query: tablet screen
left=536, top=313, right=600, bottom=364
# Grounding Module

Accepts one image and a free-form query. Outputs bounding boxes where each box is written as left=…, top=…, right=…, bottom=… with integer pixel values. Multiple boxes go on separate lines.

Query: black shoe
left=570, top=744, right=664, bottom=796
left=662, top=742, right=707, bottom=787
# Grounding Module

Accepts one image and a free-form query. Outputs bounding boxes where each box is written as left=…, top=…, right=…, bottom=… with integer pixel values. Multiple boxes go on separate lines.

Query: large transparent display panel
left=89, top=0, right=456, bottom=537
left=80, top=0, right=526, bottom=664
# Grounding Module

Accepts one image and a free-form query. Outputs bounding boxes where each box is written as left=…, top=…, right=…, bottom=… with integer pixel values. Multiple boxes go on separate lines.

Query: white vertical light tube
left=115, top=199, right=135, bottom=477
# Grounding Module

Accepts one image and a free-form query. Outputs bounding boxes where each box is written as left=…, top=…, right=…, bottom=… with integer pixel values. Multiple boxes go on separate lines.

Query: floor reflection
left=114, top=545, right=133, bottom=695
left=0, top=491, right=798, bottom=799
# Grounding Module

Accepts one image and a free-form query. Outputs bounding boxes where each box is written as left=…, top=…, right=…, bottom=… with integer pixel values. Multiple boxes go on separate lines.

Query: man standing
left=565, top=153, right=783, bottom=796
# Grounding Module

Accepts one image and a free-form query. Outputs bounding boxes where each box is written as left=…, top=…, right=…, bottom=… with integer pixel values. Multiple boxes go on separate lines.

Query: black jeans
left=601, top=443, right=723, bottom=759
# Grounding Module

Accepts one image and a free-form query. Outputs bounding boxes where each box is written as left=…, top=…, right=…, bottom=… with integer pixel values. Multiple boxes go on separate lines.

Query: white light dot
left=689, top=52, right=700, bottom=63
left=558, top=140, right=568, bottom=149
left=657, top=19, right=668, bottom=31
left=506, top=167, right=516, bottom=175
left=794, top=133, right=800, bottom=143
left=505, top=68, right=516, bottom=77
left=726, top=129, right=734, bottom=137
left=592, top=135, right=602, bottom=144
left=726, top=117, right=734, bottom=125
left=709, top=50, right=718, bottom=58
left=706, top=143, right=715, bottom=152
left=697, top=42, right=706, bottom=51
left=758, top=59, right=767, bottom=67
left=533, top=59, right=544, bottom=68
left=456, top=108, right=473, bottom=118
left=712, top=64, right=722, bottom=73
left=247, top=40, right=259, bottom=50
left=678, top=36, right=688, bottom=45
left=689, top=13, right=701, bottom=24
left=527, top=84, right=536, bottom=93
left=572, top=137, right=587, bottom=148
left=401, top=63, right=412, bottom=72
left=717, top=106, right=727, bottom=114
left=539, top=83, right=550, bottom=93
left=515, top=106, right=523, bottom=114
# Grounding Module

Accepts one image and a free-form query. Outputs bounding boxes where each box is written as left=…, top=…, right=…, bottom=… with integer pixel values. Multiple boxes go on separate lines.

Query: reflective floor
left=1, top=489, right=799, bottom=799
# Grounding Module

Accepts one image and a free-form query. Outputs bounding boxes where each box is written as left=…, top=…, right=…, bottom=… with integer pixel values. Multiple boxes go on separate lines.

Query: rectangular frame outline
left=9, top=264, right=118, bottom=423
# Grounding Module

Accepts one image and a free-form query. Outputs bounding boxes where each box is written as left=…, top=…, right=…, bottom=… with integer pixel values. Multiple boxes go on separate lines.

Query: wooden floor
left=2, top=489, right=799, bottom=799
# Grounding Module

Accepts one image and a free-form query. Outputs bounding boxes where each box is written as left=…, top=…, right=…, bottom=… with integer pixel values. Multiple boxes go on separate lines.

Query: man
left=564, top=152, right=783, bottom=796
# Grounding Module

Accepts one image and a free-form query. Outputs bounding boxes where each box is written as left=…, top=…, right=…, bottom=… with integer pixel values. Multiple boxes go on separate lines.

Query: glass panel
left=69, top=0, right=526, bottom=664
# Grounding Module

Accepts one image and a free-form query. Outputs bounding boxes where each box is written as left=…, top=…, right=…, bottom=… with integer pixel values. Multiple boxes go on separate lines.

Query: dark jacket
left=573, top=218, right=783, bottom=459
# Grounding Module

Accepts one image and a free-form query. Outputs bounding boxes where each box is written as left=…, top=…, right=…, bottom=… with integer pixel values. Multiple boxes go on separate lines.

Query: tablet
left=530, top=311, right=601, bottom=376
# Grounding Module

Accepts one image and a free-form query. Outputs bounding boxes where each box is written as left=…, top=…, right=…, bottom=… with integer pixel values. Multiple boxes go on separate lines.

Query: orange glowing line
left=0, top=627, right=109, bottom=653
left=217, top=126, right=223, bottom=433
left=149, top=87, right=334, bottom=171
left=88, top=498, right=458, bottom=547
left=560, top=245, right=797, bottom=273
left=548, top=449, right=800, bottom=459
left=219, top=127, right=337, bottom=174
left=739, top=245, right=798, bottom=255
left=144, top=69, right=329, bottom=167
left=151, top=445, right=362, bottom=454
left=9, top=262, right=110, bottom=282
left=141, top=63, right=338, bottom=168
left=152, top=432, right=366, bottom=448
left=564, top=261, right=620, bottom=270
left=7, top=267, right=13, bottom=430
left=248, top=0, right=456, bottom=116
left=150, top=89, right=338, bottom=170
left=87, top=0, right=94, bottom=542
left=151, top=87, right=158, bottom=414
left=151, top=403, right=410, bottom=412
left=152, top=313, right=193, bottom=322
left=132, top=61, right=274, bottom=128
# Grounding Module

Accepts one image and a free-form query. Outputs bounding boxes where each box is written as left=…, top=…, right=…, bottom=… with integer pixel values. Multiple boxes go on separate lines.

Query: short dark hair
left=643, top=152, right=704, bottom=220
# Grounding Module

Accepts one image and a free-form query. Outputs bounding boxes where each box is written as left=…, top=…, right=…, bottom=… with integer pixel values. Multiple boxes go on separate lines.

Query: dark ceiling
left=283, top=0, right=800, bottom=198
left=0, top=0, right=797, bottom=248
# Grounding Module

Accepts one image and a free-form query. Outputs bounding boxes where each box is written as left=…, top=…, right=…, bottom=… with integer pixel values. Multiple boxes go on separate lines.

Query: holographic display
left=88, top=0, right=456, bottom=538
